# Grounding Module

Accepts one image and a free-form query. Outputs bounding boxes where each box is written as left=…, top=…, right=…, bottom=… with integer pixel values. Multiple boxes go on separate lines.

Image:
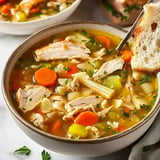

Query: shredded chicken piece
left=35, top=41, right=91, bottom=61
left=73, top=72, right=115, bottom=99
left=93, top=58, right=124, bottom=80
left=86, top=126, right=101, bottom=138
left=16, top=85, right=51, bottom=112
left=65, top=95, right=103, bottom=113
left=97, top=106, right=113, bottom=119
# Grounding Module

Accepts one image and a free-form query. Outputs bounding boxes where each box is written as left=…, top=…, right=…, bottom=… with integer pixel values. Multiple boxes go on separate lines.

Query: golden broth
left=10, top=29, right=158, bottom=139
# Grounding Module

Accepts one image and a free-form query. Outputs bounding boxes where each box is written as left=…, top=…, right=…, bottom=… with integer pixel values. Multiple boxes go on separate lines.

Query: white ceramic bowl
left=2, top=22, right=160, bottom=157
left=0, top=0, right=81, bottom=35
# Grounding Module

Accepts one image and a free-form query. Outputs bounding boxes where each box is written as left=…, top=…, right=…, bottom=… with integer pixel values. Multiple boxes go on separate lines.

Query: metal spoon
left=115, top=0, right=153, bottom=52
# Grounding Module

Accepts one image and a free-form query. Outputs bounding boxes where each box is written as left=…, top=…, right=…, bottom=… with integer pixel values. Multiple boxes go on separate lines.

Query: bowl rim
left=2, top=21, right=160, bottom=144
left=0, top=0, right=82, bottom=25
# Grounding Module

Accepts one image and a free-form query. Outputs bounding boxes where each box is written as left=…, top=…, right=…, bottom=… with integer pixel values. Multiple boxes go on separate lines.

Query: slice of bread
left=131, top=2, right=160, bottom=72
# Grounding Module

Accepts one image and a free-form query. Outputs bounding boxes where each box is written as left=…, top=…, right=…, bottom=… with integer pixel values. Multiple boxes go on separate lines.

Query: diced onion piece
left=141, top=83, right=154, bottom=94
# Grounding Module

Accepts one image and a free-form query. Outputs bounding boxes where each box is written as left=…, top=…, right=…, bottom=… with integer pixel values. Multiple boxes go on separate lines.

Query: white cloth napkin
left=129, top=112, right=160, bottom=160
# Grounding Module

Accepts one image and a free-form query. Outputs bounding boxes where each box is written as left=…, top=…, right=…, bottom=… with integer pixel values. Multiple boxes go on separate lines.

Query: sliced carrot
left=121, top=50, right=132, bottom=63
left=114, top=125, right=126, bottom=132
left=0, top=4, right=12, bottom=15
left=75, top=111, right=99, bottom=126
left=0, top=0, right=7, bottom=5
left=95, top=35, right=111, bottom=49
left=35, top=67, right=57, bottom=87
left=50, top=119, right=62, bottom=133
left=64, top=65, right=78, bottom=78
left=124, top=107, right=130, bottom=113
left=30, top=7, right=40, bottom=14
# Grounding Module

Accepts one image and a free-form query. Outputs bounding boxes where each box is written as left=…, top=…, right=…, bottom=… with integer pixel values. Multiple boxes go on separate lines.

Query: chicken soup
left=0, top=0, right=75, bottom=22
left=10, top=29, right=158, bottom=139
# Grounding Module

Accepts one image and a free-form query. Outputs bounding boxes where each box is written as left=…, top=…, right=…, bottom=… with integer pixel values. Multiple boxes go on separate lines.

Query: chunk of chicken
left=93, top=58, right=124, bottom=80
left=35, top=41, right=91, bottom=61
left=65, top=95, right=103, bottom=113
left=19, top=0, right=44, bottom=15
left=30, top=113, right=44, bottom=129
left=63, top=104, right=95, bottom=121
left=97, top=106, right=113, bottom=119
left=16, top=85, right=51, bottom=112
left=73, top=72, right=115, bottom=99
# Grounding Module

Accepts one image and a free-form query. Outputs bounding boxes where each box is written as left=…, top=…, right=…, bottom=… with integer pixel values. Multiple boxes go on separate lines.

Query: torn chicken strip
left=93, top=58, right=124, bottom=80
left=63, top=96, right=103, bottom=120
left=19, top=0, right=44, bottom=15
left=35, top=41, right=91, bottom=61
left=63, top=104, right=95, bottom=121
left=97, top=106, right=113, bottom=119
left=30, top=113, right=44, bottom=129
left=16, top=85, right=51, bottom=112
left=67, top=76, right=80, bottom=91
left=65, top=95, right=103, bottom=113
left=73, top=72, right=115, bottom=99
left=93, top=48, right=106, bottom=57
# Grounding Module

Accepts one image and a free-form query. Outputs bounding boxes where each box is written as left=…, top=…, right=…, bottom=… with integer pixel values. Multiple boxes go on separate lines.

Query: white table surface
left=0, top=0, right=157, bottom=159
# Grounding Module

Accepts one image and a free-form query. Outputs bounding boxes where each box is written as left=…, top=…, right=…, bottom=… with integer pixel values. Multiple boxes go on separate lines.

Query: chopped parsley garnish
left=139, top=76, right=152, bottom=84
left=14, top=146, right=31, bottom=156
left=101, top=0, right=129, bottom=21
left=41, top=150, right=52, bottom=160
left=124, top=4, right=141, bottom=13
left=63, top=66, right=70, bottom=72
left=89, top=70, right=95, bottom=77
left=123, top=112, right=130, bottom=117
left=151, top=95, right=157, bottom=105
left=140, top=104, right=151, bottom=111
left=106, top=126, right=111, bottom=131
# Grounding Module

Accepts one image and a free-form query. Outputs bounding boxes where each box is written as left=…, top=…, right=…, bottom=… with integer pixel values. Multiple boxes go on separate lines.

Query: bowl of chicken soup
left=0, top=0, right=81, bottom=35
left=2, top=21, right=160, bottom=157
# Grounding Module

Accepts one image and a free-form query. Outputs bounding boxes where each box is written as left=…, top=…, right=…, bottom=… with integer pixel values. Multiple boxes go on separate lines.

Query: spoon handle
left=115, top=0, right=153, bottom=52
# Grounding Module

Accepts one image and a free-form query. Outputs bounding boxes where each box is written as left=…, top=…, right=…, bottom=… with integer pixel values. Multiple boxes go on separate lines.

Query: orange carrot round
left=75, top=111, right=99, bottom=126
left=95, top=35, right=111, bottom=49
left=0, top=4, right=12, bottom=15
left=64, top=65, right=78, bottom=78
left=121, top=50, right=132, bottom=63
left=35, top=67, right=57, bottom=87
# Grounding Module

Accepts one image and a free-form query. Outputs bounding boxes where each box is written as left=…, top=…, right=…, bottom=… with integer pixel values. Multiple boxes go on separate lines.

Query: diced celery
left=103, top=76, right=122, bottom=92
left=68, top=123, right=88, bottom=138
left=91, top=60, right=102, bottom=69
left=96, top=122, right=107, bottom=130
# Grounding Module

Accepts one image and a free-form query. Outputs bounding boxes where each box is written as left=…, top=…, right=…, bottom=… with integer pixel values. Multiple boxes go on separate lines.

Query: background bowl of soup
left=2, top=21, right=160, bottom=157
left=0, top=0, right=81, bottom=35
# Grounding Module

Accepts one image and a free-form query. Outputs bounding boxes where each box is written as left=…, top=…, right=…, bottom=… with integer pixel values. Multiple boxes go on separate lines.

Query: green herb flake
left=106, top=126, right=111, bottom=131
left=96, top=103, right=100, bottom=108
left=14, top=146, right=31, bottom=156
left=123, top=112, right=130, bottom=117
left=89, top=70, right=95, bottom=77
left=151, top=95, right=157, bottom=105
left=112, top=130, right=119, bottom=135
left=132, top=109, right=137, bottom=114
left=63, top=66, right=70, bottom=72
left=139, top=76, right=152, bottom=84
left=41, top=150, right=51, bottom=160
left=124, top=4, right=141, bottom=14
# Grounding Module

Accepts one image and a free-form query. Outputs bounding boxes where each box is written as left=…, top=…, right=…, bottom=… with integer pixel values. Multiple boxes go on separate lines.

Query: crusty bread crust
left=131, top=2, right=160, bottom=72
